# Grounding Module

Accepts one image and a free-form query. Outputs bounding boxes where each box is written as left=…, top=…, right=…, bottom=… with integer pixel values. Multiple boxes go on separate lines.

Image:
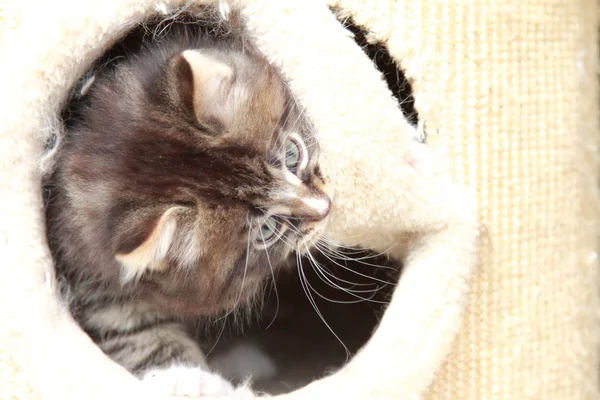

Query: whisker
left=258, top=221, right=280, bottom=330
left=296, top=252, right=351, bottom=360
left=278, top=222, right=384, bottom=289
left=316, top=239, right=384, bottom=257
left=305, top=246, right=388, bottom=303
left=286, top=101, right=308, bottom=134
left=317, top=233, right=404, bottom=253
left=234, top=214, right=253, bottom=308
left=302, top=272, right=372, bottom=304
left=315, top=243, right=371, bottom=259
left=314, top=242, right=397, bottom=271
left=205, top=312, right=229, bottom=358
left=314, top=261, right=381, bottom=289
left=314, top=234, right=375, bottom=251
left=270, top=223, right=297, bottom=251
left=306, top=263, right=385, bottom=303
left=312, top=260, right=385, bottom=290
left=335, top=242, right=397, bottom=261
left=314, top=247, right=397, bottom=285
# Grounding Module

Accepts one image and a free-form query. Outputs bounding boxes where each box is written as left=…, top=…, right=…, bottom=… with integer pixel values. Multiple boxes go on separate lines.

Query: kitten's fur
left=44, top=25, right=332, bottom=396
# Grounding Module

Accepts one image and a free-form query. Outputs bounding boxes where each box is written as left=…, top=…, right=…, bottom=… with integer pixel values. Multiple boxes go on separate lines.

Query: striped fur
left=44, top=21, right=333, bottom=388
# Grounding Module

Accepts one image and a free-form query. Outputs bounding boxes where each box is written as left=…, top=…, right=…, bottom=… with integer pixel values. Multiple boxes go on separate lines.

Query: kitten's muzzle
left=290, top=193, right=331, bottom=223
left=302, top=196, right=331, bottom=222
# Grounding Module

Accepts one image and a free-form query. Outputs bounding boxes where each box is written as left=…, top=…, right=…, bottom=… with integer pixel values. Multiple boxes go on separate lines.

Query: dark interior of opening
left=343, top=19, right=419, bottom=127
left=203, top=251, right=400, bottom=394
left=59, top=11, right=416, bottom=396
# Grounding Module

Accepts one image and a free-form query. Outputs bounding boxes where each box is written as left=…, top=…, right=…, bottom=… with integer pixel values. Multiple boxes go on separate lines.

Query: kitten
left=44, top=26, right=333, bottom=397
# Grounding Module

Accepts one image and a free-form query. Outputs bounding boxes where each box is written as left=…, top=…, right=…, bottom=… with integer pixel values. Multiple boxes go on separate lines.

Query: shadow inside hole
left=202, top=250, right=401, bottom=395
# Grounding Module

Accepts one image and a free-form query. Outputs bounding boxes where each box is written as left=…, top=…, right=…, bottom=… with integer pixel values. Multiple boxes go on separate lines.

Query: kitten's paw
left=141, top=365, right=237, bottom=397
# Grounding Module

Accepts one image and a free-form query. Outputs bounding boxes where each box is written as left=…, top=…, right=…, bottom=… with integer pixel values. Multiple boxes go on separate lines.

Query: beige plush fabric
left=0, top=0, right=597, bottom=399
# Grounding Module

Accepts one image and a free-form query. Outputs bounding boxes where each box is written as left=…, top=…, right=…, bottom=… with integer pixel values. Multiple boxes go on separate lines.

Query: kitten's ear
left=114, top=206, right=188, bottom=281
left=171, top=50, right=235, bottom=131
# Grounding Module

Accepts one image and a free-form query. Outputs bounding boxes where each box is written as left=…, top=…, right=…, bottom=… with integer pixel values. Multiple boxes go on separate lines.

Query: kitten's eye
left=285, top=138, right=302, bottom=174
left=255, top=216, right=280, bottom=247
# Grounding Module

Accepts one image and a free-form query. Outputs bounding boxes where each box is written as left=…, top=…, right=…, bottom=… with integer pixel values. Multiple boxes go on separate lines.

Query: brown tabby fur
left=44, top=24, right=332, bottom=376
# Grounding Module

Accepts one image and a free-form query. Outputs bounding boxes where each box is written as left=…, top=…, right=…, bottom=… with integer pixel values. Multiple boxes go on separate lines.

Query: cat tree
left=0, top=0, right=598, bottom=399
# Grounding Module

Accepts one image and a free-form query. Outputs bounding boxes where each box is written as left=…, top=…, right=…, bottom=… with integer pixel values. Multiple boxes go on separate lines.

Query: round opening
left=46, top=9, right=413, bottom=396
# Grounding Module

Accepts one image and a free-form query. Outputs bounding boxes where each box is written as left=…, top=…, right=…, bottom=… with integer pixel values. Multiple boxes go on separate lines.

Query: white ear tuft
left=116, top=207, right=180, bottom=282
left=181, top=50, right=234, bottom=83
left=181, top=50, right=235, bottom=128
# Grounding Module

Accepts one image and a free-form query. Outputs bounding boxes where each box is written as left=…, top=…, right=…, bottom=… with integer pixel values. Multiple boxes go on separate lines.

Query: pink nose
left=300, top=195, right=331, bottom=222
left=320, top=197, right=332, bottom=219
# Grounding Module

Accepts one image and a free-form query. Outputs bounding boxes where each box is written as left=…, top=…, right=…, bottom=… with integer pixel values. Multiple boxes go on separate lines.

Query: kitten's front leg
left=102, top=321, right=247, bottom=397
left=83, top=304, right=250, bottom=397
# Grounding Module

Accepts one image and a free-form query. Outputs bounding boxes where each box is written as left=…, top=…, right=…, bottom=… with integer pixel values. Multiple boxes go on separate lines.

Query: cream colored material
left=0, top=1, right=598, bottom=400
left=330, top=1, right=600, bottom=398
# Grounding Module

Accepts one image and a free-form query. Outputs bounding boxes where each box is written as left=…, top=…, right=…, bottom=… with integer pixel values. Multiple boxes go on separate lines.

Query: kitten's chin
left=296, top=221, right=329, bottom=255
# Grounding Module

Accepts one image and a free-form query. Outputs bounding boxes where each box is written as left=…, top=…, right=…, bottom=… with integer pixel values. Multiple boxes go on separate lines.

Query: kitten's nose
left=299, top=195, right=331, bottom=221
left=273, top=186, right=332, bottom=222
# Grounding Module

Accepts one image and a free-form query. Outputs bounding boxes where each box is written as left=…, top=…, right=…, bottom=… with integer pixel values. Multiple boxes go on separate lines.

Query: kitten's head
left=52, top=36, right=333, bottom=316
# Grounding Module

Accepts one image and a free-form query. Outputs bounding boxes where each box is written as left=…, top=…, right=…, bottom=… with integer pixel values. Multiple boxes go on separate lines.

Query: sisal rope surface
left=388, top=1, right=599, bottom=398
